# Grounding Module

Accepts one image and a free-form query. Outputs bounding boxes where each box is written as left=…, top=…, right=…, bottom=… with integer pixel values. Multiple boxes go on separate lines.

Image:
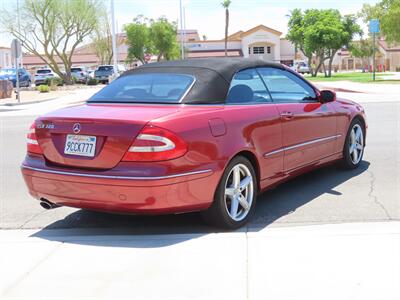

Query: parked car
left=87, top=69, right=95, bottom=79
left=21, top=58, right=367, bottom=229
left=94, top=64, right=126, bottom=83
left=34, top=68, right=56, bottom=86
left=0, top=68, right=32, bottom=87
left=94, top=65, right=114, bottom=84
left=293, top=61, right=311, bottom=74
left=70, top=66, right=89, bottom=84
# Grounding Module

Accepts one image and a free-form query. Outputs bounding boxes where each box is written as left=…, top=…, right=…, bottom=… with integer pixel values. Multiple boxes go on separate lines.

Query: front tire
left=341, top=119, right=365, bottom=169
left=201, top=156, right=257, bottom=229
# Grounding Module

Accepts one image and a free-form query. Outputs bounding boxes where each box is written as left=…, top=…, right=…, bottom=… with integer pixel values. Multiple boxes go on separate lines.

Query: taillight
left=27, top=122, right=43, bottom=155
left=122, top=125, right=187, bottom=162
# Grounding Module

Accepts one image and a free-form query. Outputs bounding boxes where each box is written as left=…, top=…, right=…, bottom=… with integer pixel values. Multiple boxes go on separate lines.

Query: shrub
left=396, top=66, right=400, bottom=72
left=45, top=77, right=64, bottom=87
left=86, top=78, right=98, bottom=86
left=72, top=75, right=79, bottom=84
left=37, top=85, right=50, bottom=93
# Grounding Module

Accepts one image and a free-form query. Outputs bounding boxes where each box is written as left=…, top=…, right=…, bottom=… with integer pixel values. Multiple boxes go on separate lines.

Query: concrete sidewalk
left=1, top=221, right=399, bottom=300
left=0, top=86, right=101, bottom=107
left=314, top=81, right=400, bottom=95
left=0, top=87, right=101, bottom=116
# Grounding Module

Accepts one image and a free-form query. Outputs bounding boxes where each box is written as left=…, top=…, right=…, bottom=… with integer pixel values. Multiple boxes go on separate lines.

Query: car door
left=257, top=67, right=337, bottom=172
left=225, top=68, right=283, bottom=181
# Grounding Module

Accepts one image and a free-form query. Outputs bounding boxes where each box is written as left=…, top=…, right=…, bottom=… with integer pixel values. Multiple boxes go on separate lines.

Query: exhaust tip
left=39, top=199, right=58, bottom=210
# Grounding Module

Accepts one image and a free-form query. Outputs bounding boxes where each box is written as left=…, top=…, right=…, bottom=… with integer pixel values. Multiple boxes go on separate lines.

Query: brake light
left=27, top=123, right=43, bottom=155
left=122, top=125, right=187, bottom=161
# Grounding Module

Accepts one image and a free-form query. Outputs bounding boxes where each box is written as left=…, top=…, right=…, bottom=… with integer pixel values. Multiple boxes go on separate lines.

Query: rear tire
left=201, top=156, right=257, bottom=229
left=341, top=119, right=365, bottom=170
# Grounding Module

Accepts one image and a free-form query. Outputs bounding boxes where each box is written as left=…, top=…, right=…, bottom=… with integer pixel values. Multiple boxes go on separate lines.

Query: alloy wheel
left=349, top=124, right=364, bottom=164
left=224, top=163, right=254, bottom=222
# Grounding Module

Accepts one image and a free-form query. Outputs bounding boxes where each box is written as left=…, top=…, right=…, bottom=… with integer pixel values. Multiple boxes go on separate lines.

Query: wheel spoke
left=225, top=187, right=235, bottom=198
left=349, top=143, right=356, bottom=154
left=230, top=197, right=239, bottom=218
left=352, top=149, right=358, bottom=162
left=350, top=130, right=356, bottom=144
left=355, top=127, right=362, bottom=141
left=232, top=166, right=241, bottom=189
left=238, top=194, right=250, bottom=211
left=356, top=143, right=363, bottom=150
left=240, top=176, right=252, bottom=191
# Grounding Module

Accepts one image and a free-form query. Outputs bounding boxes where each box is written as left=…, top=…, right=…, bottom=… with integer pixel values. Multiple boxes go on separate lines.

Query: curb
left=0, top=97, right=57, bottom=107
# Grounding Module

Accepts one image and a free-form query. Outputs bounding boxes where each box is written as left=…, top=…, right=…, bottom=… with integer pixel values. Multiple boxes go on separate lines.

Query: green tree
left=323, top=13, right=361, bottom=77
left=350, top=38, right=379, bottom=72
left=0, top=0, right=101, bottom=84
left=221, top=0, right=232, bottom=57
left=90, top=8, right=114, bottom=65
left=360, top=0, right=400, bottom=44
left=287, top=9, right=318, bottom=76
left=124, top=16, right=151, bottom=64
left=149, top=17, right=180, bottom=61
left=287, top=9, right=360, bottom=77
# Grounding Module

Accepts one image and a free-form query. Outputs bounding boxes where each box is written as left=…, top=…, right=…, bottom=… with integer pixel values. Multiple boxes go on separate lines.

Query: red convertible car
left=21, top=58, right=367, bottom=228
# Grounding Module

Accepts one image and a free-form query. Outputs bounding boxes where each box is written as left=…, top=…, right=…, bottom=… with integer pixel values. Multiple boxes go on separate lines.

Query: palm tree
left=221, top=0, right=231, bottom=57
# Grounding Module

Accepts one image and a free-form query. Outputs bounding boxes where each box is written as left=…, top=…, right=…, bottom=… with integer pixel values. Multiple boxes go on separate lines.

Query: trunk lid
left=35, top=104, right=179, bottom=169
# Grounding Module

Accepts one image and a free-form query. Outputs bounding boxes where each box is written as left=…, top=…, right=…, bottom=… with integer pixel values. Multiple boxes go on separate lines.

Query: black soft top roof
left=122, top=58, right=284, bottom=104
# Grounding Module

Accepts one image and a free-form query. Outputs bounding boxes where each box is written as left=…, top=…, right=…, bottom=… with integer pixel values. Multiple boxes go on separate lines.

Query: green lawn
left=306, top=72, right=400, bottom=84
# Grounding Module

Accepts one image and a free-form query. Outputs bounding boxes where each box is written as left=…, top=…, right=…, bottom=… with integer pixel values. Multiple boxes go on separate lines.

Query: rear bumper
left=34, top=79, right=47, bottom=85
left=21, top=156, right=221, bottom=214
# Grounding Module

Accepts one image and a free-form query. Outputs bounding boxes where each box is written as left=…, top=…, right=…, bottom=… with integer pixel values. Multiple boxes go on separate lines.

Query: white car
left=34, top=69, right=56, bottom=86
left=293, top=62, right=311, bottom=74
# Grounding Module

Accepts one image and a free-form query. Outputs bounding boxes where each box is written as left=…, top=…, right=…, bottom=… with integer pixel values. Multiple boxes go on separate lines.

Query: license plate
left=64, top=135, right=96, bottom=157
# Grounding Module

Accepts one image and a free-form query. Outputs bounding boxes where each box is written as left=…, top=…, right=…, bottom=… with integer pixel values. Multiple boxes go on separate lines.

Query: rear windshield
left=71, top=68, right=83, bottom=72
left=89, top=73, right=195, bottom=104
left=97, top=66, right=113, bottom=71
left=36, top=69, right=51, bottom=74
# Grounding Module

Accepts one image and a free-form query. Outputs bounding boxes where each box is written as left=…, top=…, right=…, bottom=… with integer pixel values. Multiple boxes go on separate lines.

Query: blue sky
left=111, top=0, right=379, bottom=38
left=0, top=0, right=379, bottom=47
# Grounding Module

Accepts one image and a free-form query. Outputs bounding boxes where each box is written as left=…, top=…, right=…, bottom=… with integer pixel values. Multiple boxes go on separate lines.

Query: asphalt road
left=0, top=100, right=399, bottom=233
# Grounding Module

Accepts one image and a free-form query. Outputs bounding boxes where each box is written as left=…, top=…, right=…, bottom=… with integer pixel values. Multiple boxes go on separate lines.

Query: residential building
left=15, top=24, right=400, bottom=73
left=185, top=25, right=299, bottom=65
left=0, top=47, right=12, bottom=69
left=333, top=37, right=400, bottom=72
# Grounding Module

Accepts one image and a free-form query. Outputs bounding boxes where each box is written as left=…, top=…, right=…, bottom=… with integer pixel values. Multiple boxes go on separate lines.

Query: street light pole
left=373, top=33, right=376, bottom=81
left=17, top=0, right=23, bottom=69
left=183, top=6, right=186, bottom=59
left=110, top=0, right=118, bottom=77
left=179, top=0, right=184, bottom=59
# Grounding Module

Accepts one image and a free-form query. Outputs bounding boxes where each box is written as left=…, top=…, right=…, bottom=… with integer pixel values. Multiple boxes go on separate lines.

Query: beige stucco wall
left=241, top=29, right=281, bottom=62
left=0, top=48, right=12, bottom=68
left=279, top=39, right=296, bottom=61
left=186, top=41, right=242, bottom=52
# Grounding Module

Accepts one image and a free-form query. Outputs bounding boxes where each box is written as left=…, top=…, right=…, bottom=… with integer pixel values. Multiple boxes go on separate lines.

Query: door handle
left=280, top=111, right=294, bottom=120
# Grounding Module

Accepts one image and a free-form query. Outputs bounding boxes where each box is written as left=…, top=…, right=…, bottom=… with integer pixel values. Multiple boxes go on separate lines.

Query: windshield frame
left=88, top=73, right=197, bottom=104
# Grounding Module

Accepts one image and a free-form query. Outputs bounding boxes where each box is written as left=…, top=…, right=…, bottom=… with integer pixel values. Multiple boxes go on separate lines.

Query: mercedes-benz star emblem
left=73, top=123, right=81, bottom=134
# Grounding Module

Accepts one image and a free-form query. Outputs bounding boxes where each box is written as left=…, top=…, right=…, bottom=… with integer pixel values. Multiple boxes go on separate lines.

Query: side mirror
left=319, top=90, right=336, bottom=103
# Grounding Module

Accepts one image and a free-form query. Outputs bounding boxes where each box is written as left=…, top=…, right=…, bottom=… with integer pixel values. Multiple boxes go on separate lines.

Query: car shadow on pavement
left=32, top=161, right=370, bottom=247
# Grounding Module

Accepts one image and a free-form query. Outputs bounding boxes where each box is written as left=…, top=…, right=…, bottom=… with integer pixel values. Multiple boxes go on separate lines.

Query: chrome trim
left=21, top=165, right=213, bottom=180
left=264, top=134, right=342, bottom=158
left=263, top=148, right=284, bottom=157
left=129, top=134, right=175, bottom=152
left=27, top=138, right=38, bottom=145
left=179, top=75, right=196, bottom=103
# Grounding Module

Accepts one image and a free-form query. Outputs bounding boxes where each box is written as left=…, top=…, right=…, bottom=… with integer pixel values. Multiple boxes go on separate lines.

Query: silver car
left=34, top=69, right=56, bottom=86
